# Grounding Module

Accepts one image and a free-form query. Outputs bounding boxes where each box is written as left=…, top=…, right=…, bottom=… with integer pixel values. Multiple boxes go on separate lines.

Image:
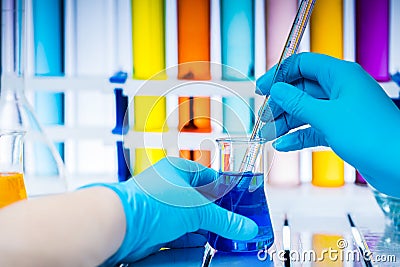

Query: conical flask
left=0, top=0, right=67, bottom=196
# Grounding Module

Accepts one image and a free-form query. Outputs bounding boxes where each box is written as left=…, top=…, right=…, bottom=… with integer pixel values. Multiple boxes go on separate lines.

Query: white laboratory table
left=116, top=184, right=400, bottom=266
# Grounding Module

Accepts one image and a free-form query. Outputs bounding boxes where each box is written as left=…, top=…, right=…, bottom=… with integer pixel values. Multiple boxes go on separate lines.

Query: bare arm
left=0, top=187, right=126, bottom=267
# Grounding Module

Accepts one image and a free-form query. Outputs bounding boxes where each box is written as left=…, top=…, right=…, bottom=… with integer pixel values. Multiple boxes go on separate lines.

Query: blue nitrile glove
left=88, top=157, right=258, bottom=266
left=256, top=52, right=400, bottom=197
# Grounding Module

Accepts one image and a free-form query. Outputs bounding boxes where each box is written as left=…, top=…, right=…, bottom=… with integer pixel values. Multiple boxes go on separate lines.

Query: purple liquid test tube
left=356, top=0, right=390, bottom=82
left=355, top=170, right=367, bottom=185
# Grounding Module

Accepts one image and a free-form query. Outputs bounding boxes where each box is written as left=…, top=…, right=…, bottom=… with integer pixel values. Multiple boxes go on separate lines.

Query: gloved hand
left=88, top=157, right=258, bottom=266
left=256, top=52, right=400, bottom=197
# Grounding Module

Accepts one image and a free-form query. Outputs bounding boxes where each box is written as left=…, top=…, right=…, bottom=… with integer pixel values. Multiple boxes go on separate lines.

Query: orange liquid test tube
left=177, top=0, right=211, bottom=133
left=310, top=0, right=345, bottom=187
left=180, top=150, right=211, bottom=167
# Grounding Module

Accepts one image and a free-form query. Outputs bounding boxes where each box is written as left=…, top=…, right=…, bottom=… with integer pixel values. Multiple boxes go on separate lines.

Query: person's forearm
left=0, top=187, right=126, bottom=267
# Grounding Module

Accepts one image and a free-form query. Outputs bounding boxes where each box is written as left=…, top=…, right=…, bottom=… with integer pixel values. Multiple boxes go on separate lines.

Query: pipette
left=201, top=0, right=316, bottom=266
left=239, top=0, right=316, bottom=174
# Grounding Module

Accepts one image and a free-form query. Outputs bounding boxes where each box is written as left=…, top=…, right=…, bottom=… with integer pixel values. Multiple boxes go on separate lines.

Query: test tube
left=132, top=0, right=168, bottom=132
left=312, top=234, right=344, bottom=267
left=265, top=0, right=300, bottom=187
left=178, top=97, right=211, bottom=133
left=177, top=0, right=211, bottom=133
left=310, top=0, right=345, bottom=187
left=1, top=0, right=67, bottom=195
left=312, top=149, right=344, bottom=187
left=310, top=0, right=343, bottom=59
left=130, top=0, right=169, bottom=173
left=110, top=72, right=131, bottom=182
left=177, top=0, right=210, bottom=80
left=134, top=148, right=166, bottom=175
left=132, top=0, right=166, bottom=80
left=117, top=141, right=131, bottom=182
left=179, top=150, right=211, bottom=167
left=220, top=0, right=255, bottom=134
left=356, top=0, right=390, bottom=82
left=32, top=0, right=65, bottom=176
left=355, top=170, right=367, bottom=185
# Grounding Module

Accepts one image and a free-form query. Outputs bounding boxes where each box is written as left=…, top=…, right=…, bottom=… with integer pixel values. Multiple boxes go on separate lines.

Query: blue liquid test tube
left=117, top=141, right=131, bottom=182
left=220, top=0, right=255, bottom=134
left=33, top=0, right=65, bottom=175
left=110, top=72, right=131, bottom=182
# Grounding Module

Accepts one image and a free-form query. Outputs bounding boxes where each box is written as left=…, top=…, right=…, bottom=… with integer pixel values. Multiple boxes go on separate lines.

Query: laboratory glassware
left=220, top=0, right=255, bottom=134
left=373, top=189, right=400, bottom=231
left=310, top=0, right=345, bottom=186
left=1, top=0, right=67, bottom=196
left=133, top=148, right=166, bottom=175
left=179, top=150, right=211, bottom=167
left=132, top=0, right=168, bottom=133
left=207, top=137, right=274, bottom=252
left=177, top=0, right=210, bottom=80
left=239, top=0, right=315, bottom=174
left=355, top=170, right=367, bottom=185
left=32, top=0, right=65, bottom=184
left=356, top=0, right=390, bottom=82
left=312, top=149, right=344, bottom=187
left=178, top=96, right=211, bottom=133
left=265, top=0, right=300, bottom=187
left=0, top=130, right=27, bottom=208
left=202, top=1, right=316, bottom=265
left=177, top=0, right=212, bottom=133
left=310, top=0, right=343, bottom=59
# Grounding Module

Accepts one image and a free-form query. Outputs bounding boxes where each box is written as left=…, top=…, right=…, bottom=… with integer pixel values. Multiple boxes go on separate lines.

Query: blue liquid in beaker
left=208, top=172, right=274, bottom=252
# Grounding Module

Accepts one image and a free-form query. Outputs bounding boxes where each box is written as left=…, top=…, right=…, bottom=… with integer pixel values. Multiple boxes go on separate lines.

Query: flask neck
left=0, top=78, right=25, bottom=101
left=2, top=0, right=26, bottom=78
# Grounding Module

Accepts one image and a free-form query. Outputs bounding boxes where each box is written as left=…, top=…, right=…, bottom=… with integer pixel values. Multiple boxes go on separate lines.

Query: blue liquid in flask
left=208, top=172, right=274, bottom=252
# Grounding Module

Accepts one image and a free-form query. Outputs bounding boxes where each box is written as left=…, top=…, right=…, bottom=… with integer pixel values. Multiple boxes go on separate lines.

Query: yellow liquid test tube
left=310, top=0, right=344, bottom=187
left=134, top=148, right=167, bottom=175
left=312, top=234, right=344, bottom=266
left=131, top=0, right=168, bottom=172
left=0, top=172, right=27, bottom=208
left=312, top=150, right=344, bottom=187
left=134, top=96, right=168, bottom=132
left=132, top=0, right=166, bottom=80
left=310, top=0, right=343, bottom=59
left=132, top=0, right=168, bottom=132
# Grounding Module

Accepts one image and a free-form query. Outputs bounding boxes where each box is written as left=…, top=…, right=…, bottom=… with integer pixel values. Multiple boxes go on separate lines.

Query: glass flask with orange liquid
left=0, top=130, right=27, bottom=208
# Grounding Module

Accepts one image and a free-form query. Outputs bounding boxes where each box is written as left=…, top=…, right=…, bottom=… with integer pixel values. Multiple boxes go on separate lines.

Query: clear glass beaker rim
left=215, top=137, right=266, bottom=144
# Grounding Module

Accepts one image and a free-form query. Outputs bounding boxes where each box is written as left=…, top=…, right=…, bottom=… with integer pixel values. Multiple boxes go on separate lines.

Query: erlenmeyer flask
left=0, top=0, right=67, bottom=196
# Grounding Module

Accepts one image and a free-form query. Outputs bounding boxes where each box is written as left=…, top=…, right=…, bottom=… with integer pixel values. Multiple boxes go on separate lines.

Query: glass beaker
left=208, top=137, right=274, bottom=252
left=0, top=130, right=27, bottom=208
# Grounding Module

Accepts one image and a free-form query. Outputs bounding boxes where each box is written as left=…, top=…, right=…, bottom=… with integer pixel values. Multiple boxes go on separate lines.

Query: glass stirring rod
left=201, top=1, right=316, bottom=266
